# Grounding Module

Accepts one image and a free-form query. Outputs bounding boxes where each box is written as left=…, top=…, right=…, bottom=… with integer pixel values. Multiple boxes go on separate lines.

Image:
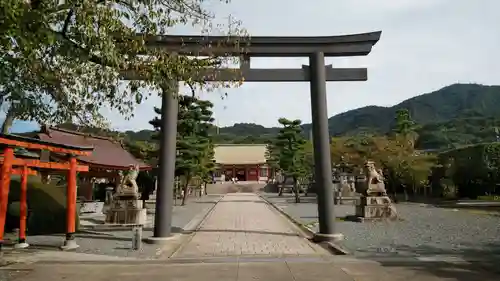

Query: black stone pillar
left=153, top=81, right=179, bottom=238
left=309, top=52, right=338, bottom=242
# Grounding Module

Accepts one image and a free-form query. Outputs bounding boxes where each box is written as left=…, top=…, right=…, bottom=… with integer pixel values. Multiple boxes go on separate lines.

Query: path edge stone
left=259, top=194, right=350, bottom=256
left=182, top=195, right=225, bottom=233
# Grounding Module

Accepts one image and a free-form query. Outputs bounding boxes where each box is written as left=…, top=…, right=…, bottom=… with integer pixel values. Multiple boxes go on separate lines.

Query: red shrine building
left=213, top=144, right=273, bottom=182
left=36, top=126, right=151, bottom=200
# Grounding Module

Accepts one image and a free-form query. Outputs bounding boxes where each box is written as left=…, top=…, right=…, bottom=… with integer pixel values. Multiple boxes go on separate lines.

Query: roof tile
left=37, top=127, right=150, bottom=170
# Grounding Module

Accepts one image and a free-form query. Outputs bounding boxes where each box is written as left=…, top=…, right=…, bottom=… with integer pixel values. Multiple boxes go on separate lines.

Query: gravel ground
left=2, top=195, right=222, bottom=259
left=261, top=193, right=500, bottom=261
left=0, top=269, right=31, bottom=281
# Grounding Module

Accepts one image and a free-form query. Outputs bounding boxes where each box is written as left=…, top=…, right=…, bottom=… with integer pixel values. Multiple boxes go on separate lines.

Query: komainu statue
left=116, top=164, right=140, bottom=196
left=364, top=161, right=388, bottom=196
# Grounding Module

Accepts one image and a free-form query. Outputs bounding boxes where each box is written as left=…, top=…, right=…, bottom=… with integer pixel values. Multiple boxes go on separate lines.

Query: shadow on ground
left=262, top=194, right=318, bottom=203
left=216, top=200, right=266, bottom=203
left=370, top=242, right=500, bottom=280
left=3, top=227, right=184, bottom=250
left=433, top=204, right=500, bottom=215
left=190, top=200, right=222, bottom=204
left=195, top=229, right=301, bottom=237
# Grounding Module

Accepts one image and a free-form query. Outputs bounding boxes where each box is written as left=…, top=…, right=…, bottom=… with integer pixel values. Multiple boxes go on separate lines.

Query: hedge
left=5, top=175, right=80, bottom=235
left=434, top=142, right=500, bottom=198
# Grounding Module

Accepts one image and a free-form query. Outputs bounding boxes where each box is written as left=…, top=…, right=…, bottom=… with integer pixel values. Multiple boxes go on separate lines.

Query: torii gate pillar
left=309, top=52, right=339, bottom=242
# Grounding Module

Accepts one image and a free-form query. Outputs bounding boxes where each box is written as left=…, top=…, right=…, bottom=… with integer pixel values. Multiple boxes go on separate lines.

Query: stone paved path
left=4, top=193, right=500, bottom=280
left=6, top=257, right=500, bottom=281
left=173, top=193, right=322, bottom=258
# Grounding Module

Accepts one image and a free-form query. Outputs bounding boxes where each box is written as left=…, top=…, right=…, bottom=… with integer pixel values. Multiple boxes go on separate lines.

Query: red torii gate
left=0, top=134, right=93, bottom=250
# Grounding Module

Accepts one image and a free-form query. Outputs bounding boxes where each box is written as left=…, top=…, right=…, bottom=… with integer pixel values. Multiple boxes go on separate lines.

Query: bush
left=435, top=143, right=500, bottom=198
left=5, top=176, right=80, bottom=235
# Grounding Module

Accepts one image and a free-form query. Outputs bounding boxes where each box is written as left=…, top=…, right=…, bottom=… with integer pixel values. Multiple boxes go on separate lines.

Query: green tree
left=380, top=135, right=436, bottom=200
left=393, top=109, right=418, bottom=148
left=265, top=139, right=283, bottom=194
left=265, top=140, right=280, bottom=171
left=330, top=132, right=436, bottom=201
left=124, top=140, right=157, bottom=165
left=1, top=0, right=243, bottom=130
left=197, top=142, right=216, bottom=195
left=274, top=118, right=308, bottom=203
left=150, top=95, right=214, bottom=205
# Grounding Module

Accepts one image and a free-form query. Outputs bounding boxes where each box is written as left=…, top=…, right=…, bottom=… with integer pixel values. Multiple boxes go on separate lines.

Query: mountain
left=215, top=83, right=500, bottom=148
left=212, top=84, right=500, bottom=144
left=20, top=83, right=500, bottom=150
left=299, top=83, right=500, bottom=136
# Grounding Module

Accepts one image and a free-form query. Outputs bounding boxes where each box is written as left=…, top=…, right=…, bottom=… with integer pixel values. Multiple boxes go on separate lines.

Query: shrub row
left=432, top=142, right=500, bottom=198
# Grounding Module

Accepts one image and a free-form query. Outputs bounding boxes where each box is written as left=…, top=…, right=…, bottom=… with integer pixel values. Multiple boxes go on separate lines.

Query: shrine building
left=213, top=144, right=273, bottom=182
left=36, top=126, right=151, bottom=200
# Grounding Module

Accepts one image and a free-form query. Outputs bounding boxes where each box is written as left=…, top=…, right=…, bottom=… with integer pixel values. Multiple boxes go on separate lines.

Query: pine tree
left=150, top=95, right=215, bottom=205
left=394, top=108, right=419, bottom=149
left=273, top=118, right=308, bottom=203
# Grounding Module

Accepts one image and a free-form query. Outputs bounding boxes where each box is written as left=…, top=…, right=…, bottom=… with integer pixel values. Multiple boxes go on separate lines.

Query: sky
left=6, top=0, right=500, bottom=132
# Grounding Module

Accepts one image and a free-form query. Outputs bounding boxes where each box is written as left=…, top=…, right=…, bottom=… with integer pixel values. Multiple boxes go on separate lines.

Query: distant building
left=213, top=144, right=272, bottom=182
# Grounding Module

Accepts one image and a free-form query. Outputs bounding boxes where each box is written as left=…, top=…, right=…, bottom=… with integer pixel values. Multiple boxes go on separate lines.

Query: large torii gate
left=125, top=31, right=381, bottom=243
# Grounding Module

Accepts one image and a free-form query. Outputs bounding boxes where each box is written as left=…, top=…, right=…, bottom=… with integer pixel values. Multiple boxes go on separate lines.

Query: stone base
left=106, top=208, right=147, bottom=225
left=105, top=199, right=146, bottom=224
left=334, top=196, right=360, bottom=205
left=115, top=192, right=140, bottom=200
left=14, top=242, right=30, bottom=249
left=144, top=234, right=181, bottom=245
left=60, top=239, right=79, bottom=251
left=355, top=196, right=398, bottom=220
left=312, top=232, right=344, bottom=243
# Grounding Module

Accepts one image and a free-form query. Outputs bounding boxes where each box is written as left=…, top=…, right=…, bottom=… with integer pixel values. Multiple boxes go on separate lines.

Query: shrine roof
left=214, top=144, right=267, bottom=165
left=0, top=133, right=94, bottom=153
left=37, top=126, right=151, bottom=170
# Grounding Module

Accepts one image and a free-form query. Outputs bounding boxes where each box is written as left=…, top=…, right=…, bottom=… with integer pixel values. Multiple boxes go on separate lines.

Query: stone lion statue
left=364, top=161, right=387, bottom=196
left=116, top=164, right=140, bottom=195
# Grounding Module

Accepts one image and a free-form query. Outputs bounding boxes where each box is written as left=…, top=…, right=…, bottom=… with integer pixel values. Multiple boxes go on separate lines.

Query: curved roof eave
left=144, top=31, right=382, bottom=45
left=1, top=133, right=94, bottom=152
left=142, top=31, right=382, bottom=57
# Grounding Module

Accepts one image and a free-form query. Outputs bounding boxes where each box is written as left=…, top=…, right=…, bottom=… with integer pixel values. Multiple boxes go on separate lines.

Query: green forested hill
left=216, top=83, right=500, bottom=149
left=27, top=83, right=500, bottom=150
left=415, top=116, right=500, bottom=149
left=300, top=83, right=500, bottom=136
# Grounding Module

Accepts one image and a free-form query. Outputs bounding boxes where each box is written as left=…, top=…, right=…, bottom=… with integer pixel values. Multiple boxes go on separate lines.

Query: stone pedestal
left=149, top=188, right=157, bottom=201
left=105, top=194, right=146, bottom=225
left=354, top=196, right=397, bottom=221
left=333, top=182, right=360, bottom=205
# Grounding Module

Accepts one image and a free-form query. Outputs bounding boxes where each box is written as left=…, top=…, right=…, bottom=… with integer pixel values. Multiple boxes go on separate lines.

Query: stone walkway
left=4, top=192, right=499, bottom=280
left=172, top=193, right=322, bottom=258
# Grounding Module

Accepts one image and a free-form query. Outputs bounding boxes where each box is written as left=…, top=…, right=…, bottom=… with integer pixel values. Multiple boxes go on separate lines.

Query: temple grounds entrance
left=125, top=31, right=381, bottom=242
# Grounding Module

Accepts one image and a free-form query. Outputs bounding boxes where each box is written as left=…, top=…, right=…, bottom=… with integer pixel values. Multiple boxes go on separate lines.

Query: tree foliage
left=124, top=140, right=157, bottom=165
left=434, top=143, right=500, bottom=198
left=150, top=95, right=215, bottom=205
left=265, top=140, right=280, bottom=172
left=1, top=0, right=244, bottom=128
left=272, top=118, right=309, bottom=202
left=330, top=109, right=437, bottom=200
